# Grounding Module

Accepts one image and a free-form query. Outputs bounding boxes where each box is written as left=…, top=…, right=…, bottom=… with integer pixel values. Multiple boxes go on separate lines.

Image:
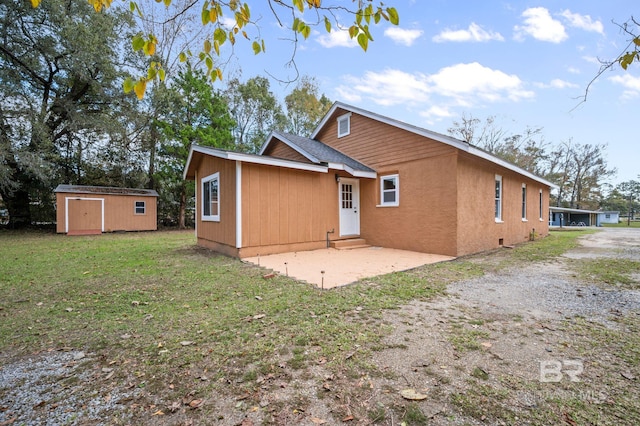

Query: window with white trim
left=495, top=175, right=502, bottom=221
left=380, top=174, right=399, bottom=206
left=202, top=172, right=220, bottom=221
left=521, top=183, right=527, bottom=220
left=134, top=201, right=146, bottom=215
left=539, top=189, right=543, bottom=220
left=337, top=113, right=351, bottom=138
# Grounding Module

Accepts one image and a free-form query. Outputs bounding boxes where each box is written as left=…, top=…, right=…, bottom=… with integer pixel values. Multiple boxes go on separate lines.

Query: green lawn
left=1, top=228, right=637, bottom=425
left=603, top=220, right=640, bottom=228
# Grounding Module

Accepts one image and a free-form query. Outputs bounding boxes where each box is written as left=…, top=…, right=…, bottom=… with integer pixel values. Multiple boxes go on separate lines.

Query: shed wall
left=55, top=192, right=157, bottom=234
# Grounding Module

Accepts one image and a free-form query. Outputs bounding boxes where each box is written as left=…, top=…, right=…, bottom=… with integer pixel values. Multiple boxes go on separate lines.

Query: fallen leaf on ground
left=342, top=415, right=354, bottom=422
left=180, top=341, right=194, bottom=346
left=253, top=314, right=266, bottom=320
left=400, top=388, right=428, bottom=400
left=151, top=410, right=164, bottom=416
left=311, top=417, right=326, bottom=424
left=188, top=399, right=203, bottom=408
left=621, top=371, right=635, bottom=380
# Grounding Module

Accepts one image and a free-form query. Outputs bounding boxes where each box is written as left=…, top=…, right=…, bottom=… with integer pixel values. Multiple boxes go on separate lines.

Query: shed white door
left=339, top=178, right=360, bottom=236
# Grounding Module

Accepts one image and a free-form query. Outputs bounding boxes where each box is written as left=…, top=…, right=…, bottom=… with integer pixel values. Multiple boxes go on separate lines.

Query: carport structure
left=549, top=206, right=599, bottom=227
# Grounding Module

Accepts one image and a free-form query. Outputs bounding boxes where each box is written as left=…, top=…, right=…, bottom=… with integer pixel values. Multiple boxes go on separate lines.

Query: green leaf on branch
left=252, top=41, right=261, bottom=54
left=324, top=16, right=331, bottom=32
left=123, top=77, right=135, bottom=93
left=357, top=32, right=368, bottom=51
left=132, top=34, right=145, bottom=51
left=388, top=7, right=399, bottom=25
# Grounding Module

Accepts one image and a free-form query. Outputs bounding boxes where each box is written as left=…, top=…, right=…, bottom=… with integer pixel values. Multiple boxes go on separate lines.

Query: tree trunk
left=1, top=186, right=32, bottom=228
left=178, top=186, right=186, bottom=229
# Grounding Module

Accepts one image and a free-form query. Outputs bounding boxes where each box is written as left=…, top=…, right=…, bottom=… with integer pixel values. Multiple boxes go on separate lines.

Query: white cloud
left=514, top=7, right=567, bottom=43
left=610, top=74, right=640, bottom=99
left=384, top=27, right=423, bottom=46
left=535, top=79, right=579, bottom=89
left=335, top=63, right=534, bottom=119
left=433, top=23, right=504, bottom=43
left=560, top=10, right=604, bottom=34
left=567, top=67, right=581, bottom=74
left=427, top=62, right=534, bottom=102
left=338, top=69, right=431, bottom=107
left=316, top=30, right=358, bottom=48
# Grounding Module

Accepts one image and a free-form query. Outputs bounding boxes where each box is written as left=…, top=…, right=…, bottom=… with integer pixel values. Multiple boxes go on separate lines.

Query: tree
left=156, top=66, right=234, bottom=228
left=284, top=76, right=332, bottom=137
left=616, top=179, right=640, bottom=225
left=225, top=76, right=286, bottom=153
left=582, top=17, right=640, bottom=103
left=0, top=0, right=133, bottom=227
left=448, top=115, right=616, bottom=209
left=28, top=1, right=399, bottom=98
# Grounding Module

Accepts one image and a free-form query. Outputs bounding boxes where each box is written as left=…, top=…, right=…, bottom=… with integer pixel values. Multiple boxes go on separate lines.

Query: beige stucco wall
left=456, top=153, right=550, bottom=256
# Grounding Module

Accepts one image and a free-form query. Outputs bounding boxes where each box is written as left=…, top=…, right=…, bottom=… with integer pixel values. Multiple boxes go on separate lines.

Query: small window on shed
left=337, top=113, right=351, bottom=138
left=135, top=201, right=146, bottom=215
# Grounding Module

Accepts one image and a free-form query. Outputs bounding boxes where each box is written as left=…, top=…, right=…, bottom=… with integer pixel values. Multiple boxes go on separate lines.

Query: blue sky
left=214, top=1, right=639, bottom=186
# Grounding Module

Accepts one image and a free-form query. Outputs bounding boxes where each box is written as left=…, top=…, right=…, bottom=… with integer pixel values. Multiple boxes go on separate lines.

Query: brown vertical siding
left=456, top=152, right=550, bottom=256
left=239, top=162, right=339, bottom=257
left=196, top=156, right=237, bottom=253
left=359, top=153, right=459, bottom=256
left=262, top=139, right=312, bottom=163
left=55, top=192, right=157, bottom=233
left=316, top=110, right=455, bottom=170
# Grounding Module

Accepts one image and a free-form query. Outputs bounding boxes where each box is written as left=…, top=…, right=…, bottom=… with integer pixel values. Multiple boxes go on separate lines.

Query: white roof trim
left=313, top=102, right=558, bottom=189
left=260, top=131, right=321, bottom=163
left=184, top=145, right=328, bottom=179
left=326, top=162, right=376, bottom=179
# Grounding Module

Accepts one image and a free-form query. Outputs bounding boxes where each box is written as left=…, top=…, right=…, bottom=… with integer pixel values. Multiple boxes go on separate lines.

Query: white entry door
left=339, top=178, right=360, bottom=236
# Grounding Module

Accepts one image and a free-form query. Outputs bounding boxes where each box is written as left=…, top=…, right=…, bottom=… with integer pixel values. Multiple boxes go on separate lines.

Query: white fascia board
left=468, top=147, right=559, bottom=189
left=186, top=145, right=328, bottom=175
left=327, top=162, right=376, bottom=179
left=225, top=151, right=328, bottom=173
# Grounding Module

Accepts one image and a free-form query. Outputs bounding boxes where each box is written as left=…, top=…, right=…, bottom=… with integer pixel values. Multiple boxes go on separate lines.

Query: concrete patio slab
left=244, top=247, right=455, bottom=288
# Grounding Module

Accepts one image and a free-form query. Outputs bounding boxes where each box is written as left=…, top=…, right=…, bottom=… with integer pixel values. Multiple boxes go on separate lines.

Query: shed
left=55, top=185, right=158, bottom=235
left=597, top=211, right=620, bottom=224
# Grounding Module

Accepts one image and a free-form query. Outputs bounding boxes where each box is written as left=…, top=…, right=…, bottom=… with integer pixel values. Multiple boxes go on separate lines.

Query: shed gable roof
left=311, top=102, right=558, bottom=189
left=54, top=185, right=158, bottom=197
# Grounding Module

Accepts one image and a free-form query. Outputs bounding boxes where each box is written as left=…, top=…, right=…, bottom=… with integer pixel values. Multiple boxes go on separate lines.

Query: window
left=495, top=175, right=502, bottom=222
left=539, top=189, right=544, bottom=220
left=380, top=174, right=399, bottom=206
left=202, top=172, right=220, bottom=221
left=134, top=201, right=146, bottom=215
left=521, top=184, right=527, bottom=220
left=605, top=214, right=611, bottom=219
left=337, top=113, right=351, bottom=138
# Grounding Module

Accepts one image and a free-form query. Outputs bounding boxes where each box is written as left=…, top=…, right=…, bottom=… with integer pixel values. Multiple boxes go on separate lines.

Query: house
left=183, top=102, right=557, bottom=258
left=549, top=206, right=599, bottom=227
left=55, top=185, right=158, bottom=235
left=597, top=211, right=620, bottom=224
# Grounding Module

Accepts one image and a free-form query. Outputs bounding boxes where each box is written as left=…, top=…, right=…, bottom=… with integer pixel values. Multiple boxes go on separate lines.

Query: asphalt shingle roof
left=273, top=132, right=375, bottom=173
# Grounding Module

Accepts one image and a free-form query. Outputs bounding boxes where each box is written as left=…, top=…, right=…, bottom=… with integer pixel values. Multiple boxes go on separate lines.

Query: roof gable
left=258, top=131, right=376, bottom=178
left=54, top=185, right=158, bottom=197
left=311, top=102, right=558, bottom=189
